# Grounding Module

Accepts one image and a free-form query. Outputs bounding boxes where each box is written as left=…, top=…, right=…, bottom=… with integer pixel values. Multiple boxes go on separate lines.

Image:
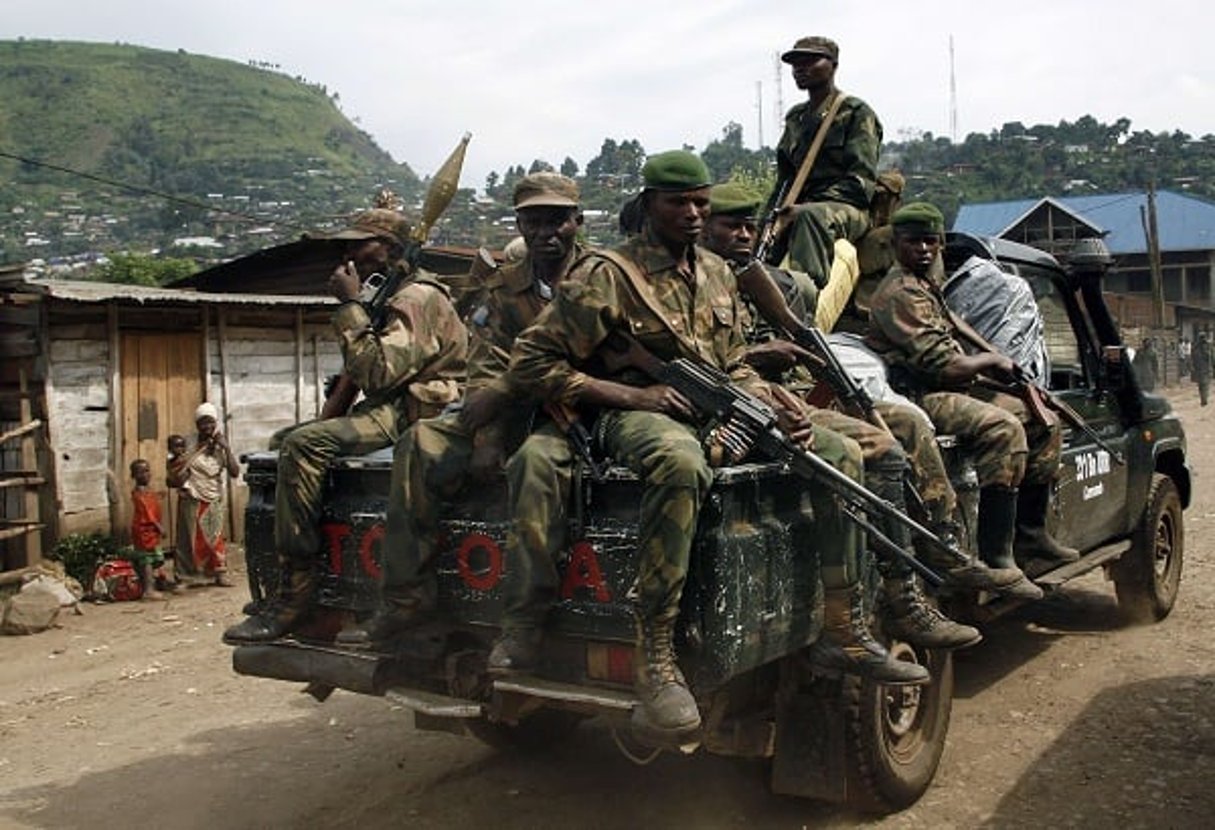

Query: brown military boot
left=223, top=566, right=316, bottom=643
left=1014, top=484, right=1080, bottom=565
left=977, top=485, right=1044, bottom=601
left=631, top=612, right=701, bottom=741
left=335, top=591, right=435, bottom=647
left=807, top=585, right=930, bottom=685
left=882, top=576, right=982, bottom=650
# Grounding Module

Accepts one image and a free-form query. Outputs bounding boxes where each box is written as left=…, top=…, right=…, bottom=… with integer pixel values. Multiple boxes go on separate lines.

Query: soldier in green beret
left=511, top=151, right=928, bottom=744
left=866, top=201, right=1072, bottom=598
left=767, top=36, right=882, bottom=291
left=704, top=186, right=1013, bottom=646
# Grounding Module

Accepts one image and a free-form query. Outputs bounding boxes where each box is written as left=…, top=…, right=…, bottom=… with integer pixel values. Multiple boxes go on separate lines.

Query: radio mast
left=756, top=80, right=764, bottom=149
left=949, top=35, right=958, bottom=143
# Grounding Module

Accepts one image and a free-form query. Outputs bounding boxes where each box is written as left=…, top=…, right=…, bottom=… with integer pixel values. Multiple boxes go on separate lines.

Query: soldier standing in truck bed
left=510, top=150, right=928, bottom=745
left=337, top=173, right=586, bottom=671
left=866, top=202, right=1074, bottom=588
left=765, top=36, right=881, bottom=289
left=224, top=209, right=468, bottom=644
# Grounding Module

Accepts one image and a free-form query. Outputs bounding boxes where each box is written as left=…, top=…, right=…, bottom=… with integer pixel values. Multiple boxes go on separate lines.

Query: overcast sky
left=7, top=0, right=1214, bottom=191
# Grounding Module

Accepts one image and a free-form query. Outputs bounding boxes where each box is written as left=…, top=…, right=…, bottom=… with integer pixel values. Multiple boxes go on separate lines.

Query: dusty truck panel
left=243, top=453, right=825, bottom=693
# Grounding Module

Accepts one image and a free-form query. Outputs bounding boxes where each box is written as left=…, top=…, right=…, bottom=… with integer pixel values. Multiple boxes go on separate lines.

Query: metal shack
left=0, top=264, right=342, bottom=570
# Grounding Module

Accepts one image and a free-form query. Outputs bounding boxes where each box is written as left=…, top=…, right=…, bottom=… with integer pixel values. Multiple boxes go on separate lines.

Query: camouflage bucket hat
left=328, top=208, right=413, bottom=247
left=781, top=35, right=839, bottom=63
left=514, top=172, right=580, bottom=209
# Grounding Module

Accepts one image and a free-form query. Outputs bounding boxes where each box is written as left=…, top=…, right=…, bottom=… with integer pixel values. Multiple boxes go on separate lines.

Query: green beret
left=641, top=150, right=712, bottom=191
left=891, top=202, right=945, bottom=235
left=709, top=182, right=763, bottom=217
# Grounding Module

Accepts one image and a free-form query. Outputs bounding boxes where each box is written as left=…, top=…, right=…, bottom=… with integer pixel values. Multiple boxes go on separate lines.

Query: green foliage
left=48, top=532, right=120, bottom=587
left=94, top=251, right=198, bottom=285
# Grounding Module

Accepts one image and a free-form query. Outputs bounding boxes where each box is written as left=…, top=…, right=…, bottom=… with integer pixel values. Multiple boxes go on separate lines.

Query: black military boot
left=926, top=520, right=1039, bottom=595
left=487, top=628, right=543, bottom=676
left=1014, top=483, right=1080, bottom=565
left=882, top=576, right=982, bottom=650
left=631, top=612, right=701, bottom=740
left=977, top=485, right=1044, bottom=601
left=223, top=566, right=316, bottom=643
left=808, top=585, right=930, bottom=685
left=335, top=591, right=435, bottom=647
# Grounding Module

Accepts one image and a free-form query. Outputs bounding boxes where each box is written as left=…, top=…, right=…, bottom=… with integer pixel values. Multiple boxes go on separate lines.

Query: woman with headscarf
left=170, top=402, right=241, bottom=586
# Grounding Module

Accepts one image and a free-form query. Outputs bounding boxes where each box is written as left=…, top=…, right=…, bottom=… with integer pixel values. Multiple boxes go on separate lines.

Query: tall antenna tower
left=755, top=80, right=764, bottom=149
left=949, top=35, right=958, bottom=143
left=773, top=52, right=785, bottom=138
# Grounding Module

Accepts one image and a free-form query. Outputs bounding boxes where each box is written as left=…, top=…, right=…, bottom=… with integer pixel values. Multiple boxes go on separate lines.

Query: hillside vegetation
left=0, top=39, right=418, bottom=260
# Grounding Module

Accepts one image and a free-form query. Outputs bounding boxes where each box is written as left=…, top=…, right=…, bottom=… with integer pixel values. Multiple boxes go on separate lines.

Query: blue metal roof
left=953, top=190, right=1215, bottom=255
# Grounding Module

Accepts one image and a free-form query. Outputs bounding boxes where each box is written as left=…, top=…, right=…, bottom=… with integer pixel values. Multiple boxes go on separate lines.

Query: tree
left=93, top=252, right=198, bottom=286
left=560, top=156, right=579, bottom=178
left=527, top=159, right=554, bottom=174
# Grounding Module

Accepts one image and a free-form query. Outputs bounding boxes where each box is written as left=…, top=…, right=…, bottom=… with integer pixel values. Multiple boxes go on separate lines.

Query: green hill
left=0, top=39, right=420, bottom=260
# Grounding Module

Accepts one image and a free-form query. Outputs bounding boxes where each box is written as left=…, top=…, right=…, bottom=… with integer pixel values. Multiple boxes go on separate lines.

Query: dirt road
left=2, top=388, right=1213, bottom=830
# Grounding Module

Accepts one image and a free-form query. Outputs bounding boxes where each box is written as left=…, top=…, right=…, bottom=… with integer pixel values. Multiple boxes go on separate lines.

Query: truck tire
left=1114, top=473, right=1183, bottom=623
left=843, top=644, right=953, bottom=812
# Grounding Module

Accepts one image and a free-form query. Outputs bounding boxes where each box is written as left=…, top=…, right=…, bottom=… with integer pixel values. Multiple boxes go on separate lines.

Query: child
left=130, top=458, right=169, bottom=600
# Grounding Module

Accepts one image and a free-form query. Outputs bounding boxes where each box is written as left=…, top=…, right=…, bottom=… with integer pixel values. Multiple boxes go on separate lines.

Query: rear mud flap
left=771, top=687, right=848, bottom=802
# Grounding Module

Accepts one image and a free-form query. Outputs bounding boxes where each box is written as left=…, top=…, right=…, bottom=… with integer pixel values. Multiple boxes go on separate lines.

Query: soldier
left=704, top=183, right=1003, bottom=649
left=866, top=202, right=1072, bottom=591
left=336, top=173, right=585, bottom=669
left=766, top=36, right=881, bottom=289
left=224, top=209, right=468, bottom=643
left=511, top=151, right=928, bottom=744
left=1194, top=333, right=1211, bottom=406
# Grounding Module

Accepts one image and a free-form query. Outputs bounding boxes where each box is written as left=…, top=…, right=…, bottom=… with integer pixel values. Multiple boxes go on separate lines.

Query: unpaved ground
left=2, top=388, right=1213, bottom=830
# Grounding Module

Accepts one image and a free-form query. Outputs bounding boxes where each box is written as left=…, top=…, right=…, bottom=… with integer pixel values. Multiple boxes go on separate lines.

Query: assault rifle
left=734, top=260, right=888, bottom=432
left=604, top=333, right=969, bottom=587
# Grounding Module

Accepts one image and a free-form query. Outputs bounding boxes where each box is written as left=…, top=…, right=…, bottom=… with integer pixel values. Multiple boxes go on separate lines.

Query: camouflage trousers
left=786, top=201, right=870, bottom=289
left=275, top=401, right=402, bottom=569
left=601, top=409, right=865, bottom=623
left=920, top=390, right=1061, bottom=488
left=877, top=401, right=956, bottom=526
left=379, top=413, right=574, bottom=628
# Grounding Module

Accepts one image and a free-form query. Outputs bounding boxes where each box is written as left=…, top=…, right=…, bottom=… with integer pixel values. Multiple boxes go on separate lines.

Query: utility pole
left=949, top=35, right=958, bottom=143
left=1141, top=181, right=1166, bottom=328
left=773, top=52, right=785, bottom=136
left=756, top=80, right=764, bottom=149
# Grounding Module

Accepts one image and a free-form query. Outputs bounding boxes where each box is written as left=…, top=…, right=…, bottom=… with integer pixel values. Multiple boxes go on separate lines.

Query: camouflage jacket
left=467, top=245, right=585, bottom=398
left=771, top=94, right=882, bottom=211
left=510, top=229, right=768, bottom=408
left=332, top=269, right=468, bottom=423
left=864, top=260, right=965, bottom=389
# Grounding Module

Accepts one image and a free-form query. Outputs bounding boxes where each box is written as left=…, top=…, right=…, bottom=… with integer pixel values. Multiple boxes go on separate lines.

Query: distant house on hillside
left=953, top=190, right=1215, bottom=335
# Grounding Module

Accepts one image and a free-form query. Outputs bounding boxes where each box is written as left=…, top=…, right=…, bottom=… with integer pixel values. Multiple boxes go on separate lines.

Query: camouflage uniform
left=865, top=260, right=1061, bottom=488
left=511, top=229, right=868, bottom=620
left=379, top=251, right=581, bottom=629
left=275, top=270, right=468, bottom=572
left=770, top=95, right=881, bottom=287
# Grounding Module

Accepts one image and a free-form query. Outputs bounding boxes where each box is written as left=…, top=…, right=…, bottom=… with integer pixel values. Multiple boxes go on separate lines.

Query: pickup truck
left=228, top=231, right=1187, bottom=813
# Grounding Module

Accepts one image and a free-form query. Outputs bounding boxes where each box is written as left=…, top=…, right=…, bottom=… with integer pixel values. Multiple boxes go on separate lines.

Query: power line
left=0, top=148, right=338, bottom=234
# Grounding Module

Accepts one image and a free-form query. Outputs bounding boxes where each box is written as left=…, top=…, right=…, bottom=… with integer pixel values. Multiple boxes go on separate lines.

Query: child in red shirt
left=130, top=458, right=169, bottom=600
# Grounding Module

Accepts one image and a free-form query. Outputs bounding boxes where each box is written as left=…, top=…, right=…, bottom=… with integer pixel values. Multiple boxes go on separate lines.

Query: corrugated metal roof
left=0, top=271, right=336, bottom=307
left=954, top=190, right=1215, bottom=255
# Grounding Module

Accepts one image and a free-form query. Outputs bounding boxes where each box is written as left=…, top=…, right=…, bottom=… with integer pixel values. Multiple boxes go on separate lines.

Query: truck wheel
left=843, top=644, right=953, bottom=812
left=1114, top=473, right=1183, bottom=622
left=464, top=710, right=583, bottom=752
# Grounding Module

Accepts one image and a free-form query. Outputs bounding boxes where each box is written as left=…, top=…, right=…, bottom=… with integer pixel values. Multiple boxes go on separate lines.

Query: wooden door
left=118, top=332, right=204, bottom=546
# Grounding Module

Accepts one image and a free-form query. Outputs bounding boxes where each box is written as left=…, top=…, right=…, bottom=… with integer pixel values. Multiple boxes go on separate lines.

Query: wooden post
left=312, top=334, right=322, bottom=418
left=216, top=307, right=237, bottom=543
left=1141, top=183, right=1166, bottom=329
left=295, top=308, right=305, bottom=424
left=107, top=303, right=123, bottom=542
